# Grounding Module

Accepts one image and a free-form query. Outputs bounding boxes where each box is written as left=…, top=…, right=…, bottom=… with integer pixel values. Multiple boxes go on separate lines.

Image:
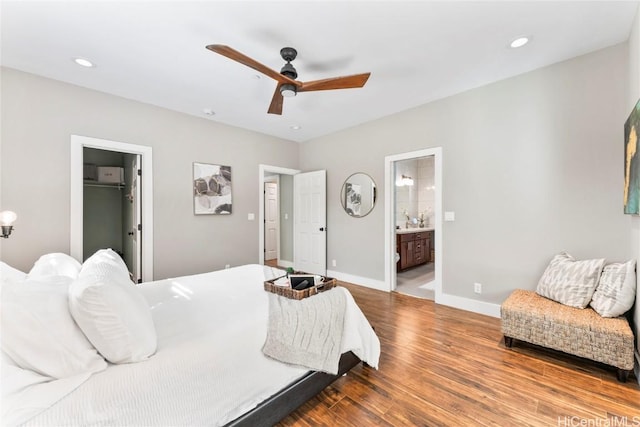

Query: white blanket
left=263, top=288, right=347, bottom=374
left=7, top=264, right=379, bottom=426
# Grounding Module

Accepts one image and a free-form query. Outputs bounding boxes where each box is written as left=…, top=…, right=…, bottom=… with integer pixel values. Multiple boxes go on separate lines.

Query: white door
left=264, top=182, right=278, bottom=261
left=130, top=155, right=142, bottom=282
left=294, top=170, right=326, bottom=275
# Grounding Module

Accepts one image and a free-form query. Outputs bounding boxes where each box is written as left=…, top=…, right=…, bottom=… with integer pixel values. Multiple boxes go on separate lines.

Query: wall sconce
left=395, top=175, right=414, bottom=187
left=0, top=211, right=17, bottom=238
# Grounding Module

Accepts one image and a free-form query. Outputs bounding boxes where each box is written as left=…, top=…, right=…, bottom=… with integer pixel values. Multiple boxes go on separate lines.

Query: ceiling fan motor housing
left=280, top=47, right=298, bottom=79
left=280, top=62, right=297, bottom=79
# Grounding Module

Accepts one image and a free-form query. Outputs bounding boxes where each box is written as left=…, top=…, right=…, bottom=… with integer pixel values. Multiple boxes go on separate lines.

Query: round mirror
left=341, top=173, right=377, bottom=218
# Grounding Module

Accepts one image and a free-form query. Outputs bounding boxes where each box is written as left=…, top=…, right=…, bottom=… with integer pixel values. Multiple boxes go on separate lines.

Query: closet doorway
left=70, top=135, right=154, bottom=282
left=83, top=148, right=141, bottom=281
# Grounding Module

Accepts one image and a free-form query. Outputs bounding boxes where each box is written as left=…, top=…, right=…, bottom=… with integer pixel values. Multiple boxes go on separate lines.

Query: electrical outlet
left=474, top=282, right=482, bottom=294
left=225, top=264, right=230, bottom=269
left=332, top=259, right=337, bottom=267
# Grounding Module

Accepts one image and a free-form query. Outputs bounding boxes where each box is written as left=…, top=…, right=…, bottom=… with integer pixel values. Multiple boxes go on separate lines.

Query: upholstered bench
left=501, top=289, right=635, bottom=382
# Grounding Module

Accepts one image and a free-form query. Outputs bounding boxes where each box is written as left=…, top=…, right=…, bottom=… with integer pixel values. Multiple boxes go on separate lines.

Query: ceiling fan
left=206, top=45, right=371, bottom=115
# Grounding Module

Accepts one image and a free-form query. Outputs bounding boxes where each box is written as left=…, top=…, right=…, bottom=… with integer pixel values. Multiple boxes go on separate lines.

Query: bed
left=1, top=255, right=380, bottom=426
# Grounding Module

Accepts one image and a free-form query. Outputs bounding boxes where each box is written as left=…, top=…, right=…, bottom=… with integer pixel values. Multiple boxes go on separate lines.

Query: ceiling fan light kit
left=280, top=84, right=297, bottom=98
left=206, top=44, right=370, bottom=115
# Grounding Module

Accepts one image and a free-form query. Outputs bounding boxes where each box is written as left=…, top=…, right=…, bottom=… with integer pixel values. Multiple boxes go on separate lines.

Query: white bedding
left=8, top=264, right=380, bottom=426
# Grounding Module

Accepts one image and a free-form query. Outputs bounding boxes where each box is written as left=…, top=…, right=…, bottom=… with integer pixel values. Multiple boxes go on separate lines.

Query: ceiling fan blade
left=268, top=85, right=284, bottom=115
left=206, top=44, right=298, bottom=85
left=298, top=73, right=371, bottom=92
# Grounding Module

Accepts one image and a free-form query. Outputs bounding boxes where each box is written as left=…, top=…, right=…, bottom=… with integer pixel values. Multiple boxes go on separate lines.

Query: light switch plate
left=444, top=211, right=455, bottom=221
left=248, top=213, right=255, bottom=220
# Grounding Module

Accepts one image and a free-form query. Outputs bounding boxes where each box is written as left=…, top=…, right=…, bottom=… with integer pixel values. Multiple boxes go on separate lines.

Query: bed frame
left=225, top=351, right=361, bottom=427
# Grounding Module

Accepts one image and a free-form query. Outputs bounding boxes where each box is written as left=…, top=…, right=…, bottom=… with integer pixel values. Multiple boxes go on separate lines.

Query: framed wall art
left=193, top=162, right=232, bottom=215
left=624, top=99, right=639, bottom=215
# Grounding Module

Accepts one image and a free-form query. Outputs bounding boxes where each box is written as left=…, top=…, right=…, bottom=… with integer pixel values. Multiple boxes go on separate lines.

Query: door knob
left=128, top=231, right=134, bottom=236
left=319, top=227, right=325, bottom=231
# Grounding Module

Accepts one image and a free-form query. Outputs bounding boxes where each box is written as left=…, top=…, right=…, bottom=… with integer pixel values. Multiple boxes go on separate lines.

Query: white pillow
left=1, top=261, right=26, bottom=285
left=536, top=252, right=605, bottom=308
left=590, top=260, right=637, bottom=317
left=69, top=251, right=156, bottom=364
left=81, top=248, right=131, bottom=284
left=1, top=276, right=107, bottom=379
left=28, top=253, right=82, bottom=280
left=1, top=350, right=50, bottom=397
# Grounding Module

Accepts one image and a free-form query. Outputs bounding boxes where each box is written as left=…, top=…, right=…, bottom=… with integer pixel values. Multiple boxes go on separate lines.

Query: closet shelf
left=83, top=180, right=125, bottom=189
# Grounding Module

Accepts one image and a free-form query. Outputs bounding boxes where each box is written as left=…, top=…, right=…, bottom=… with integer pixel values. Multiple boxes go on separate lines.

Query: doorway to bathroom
left=395, top=156, right=435, bottom=299
left=384, top=147, right=442, bottom=301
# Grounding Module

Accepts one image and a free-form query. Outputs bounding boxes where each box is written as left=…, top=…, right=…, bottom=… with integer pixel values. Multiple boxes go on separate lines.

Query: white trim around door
left=70, top=135, right=154, bottom=282
left=385, top=147, right=443, bottom=300
left=258, top=164, right=300, bottom=265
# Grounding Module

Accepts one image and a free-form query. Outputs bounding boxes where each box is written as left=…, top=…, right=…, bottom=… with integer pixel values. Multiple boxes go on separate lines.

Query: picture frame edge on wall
left=193, top=162, right=233, bottom=215
left=624, top=98, right=640, bottom=215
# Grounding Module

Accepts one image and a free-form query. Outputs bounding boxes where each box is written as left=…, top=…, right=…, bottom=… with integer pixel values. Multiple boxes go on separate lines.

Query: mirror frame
left=340, top=172, right=377, bottom=218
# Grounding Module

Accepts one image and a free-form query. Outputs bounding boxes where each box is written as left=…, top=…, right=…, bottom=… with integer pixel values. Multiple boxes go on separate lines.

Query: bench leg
left=616, top=369, right=631, bottom=383
left=504, top=336, right=514, bottom=348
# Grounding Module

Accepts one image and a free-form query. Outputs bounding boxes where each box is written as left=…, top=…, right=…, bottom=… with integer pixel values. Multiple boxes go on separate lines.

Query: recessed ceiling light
left=73, top=57, right=95, bottom=67
left=510, top=37, right=530, bottom=49
left=289, top=125, right=301, bottom=130
left=203, top=108, right=215, bottom=116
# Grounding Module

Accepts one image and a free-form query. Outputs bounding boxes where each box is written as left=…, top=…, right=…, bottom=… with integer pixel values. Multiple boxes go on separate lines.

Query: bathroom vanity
left=396, top=228, right=434, bottom=272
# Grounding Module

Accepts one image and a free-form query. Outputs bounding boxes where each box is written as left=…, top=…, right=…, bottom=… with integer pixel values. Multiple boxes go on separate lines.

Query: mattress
left=10, top=264, right=379, bottom=426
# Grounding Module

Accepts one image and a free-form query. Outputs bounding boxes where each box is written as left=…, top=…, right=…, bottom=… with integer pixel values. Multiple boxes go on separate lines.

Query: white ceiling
left=1, top=1, right=638, bottom=143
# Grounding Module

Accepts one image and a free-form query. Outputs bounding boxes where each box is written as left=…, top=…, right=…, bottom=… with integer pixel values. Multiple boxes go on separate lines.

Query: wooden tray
left=264, top=275, right=337, bottom=300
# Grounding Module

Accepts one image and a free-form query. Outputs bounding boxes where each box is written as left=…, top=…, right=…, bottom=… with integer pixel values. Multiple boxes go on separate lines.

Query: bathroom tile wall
left=395, top=156, right=435, bottom=228
left=417, top=156, right=435, bottom=227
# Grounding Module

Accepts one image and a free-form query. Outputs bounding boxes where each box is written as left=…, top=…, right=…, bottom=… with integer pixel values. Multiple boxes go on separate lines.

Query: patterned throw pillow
left=590, top=260, right=637, bottom=317
left=536, top=252, right=605, bottom=309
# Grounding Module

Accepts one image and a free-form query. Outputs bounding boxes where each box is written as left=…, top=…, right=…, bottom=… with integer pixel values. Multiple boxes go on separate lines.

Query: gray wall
left=0, top=68, right=299, bottom=278
left=301, top=43, right=631, bottom=305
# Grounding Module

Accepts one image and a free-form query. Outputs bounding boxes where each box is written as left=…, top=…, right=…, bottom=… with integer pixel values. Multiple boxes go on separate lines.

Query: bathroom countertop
left=396, top=227, right=435, bottom=234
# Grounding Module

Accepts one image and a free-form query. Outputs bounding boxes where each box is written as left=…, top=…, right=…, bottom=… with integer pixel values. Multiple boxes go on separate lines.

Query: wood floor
left=277, top=281, right=640, bottom=426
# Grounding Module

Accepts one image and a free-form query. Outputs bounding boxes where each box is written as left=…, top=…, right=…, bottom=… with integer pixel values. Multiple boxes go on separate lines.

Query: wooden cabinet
left=396, top=231, right=433, bottom=272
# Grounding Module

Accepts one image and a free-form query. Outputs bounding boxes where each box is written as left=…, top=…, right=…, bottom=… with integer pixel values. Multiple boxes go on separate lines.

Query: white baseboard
left=328, top=269, right=501, bottom=318
left=326, top=270, right=388, bottom=292
left=435, top=292, right=501, bottom=318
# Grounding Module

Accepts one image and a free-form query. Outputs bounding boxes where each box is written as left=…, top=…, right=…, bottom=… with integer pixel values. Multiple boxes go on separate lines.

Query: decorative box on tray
left=264, top=273, right=337, bottom=300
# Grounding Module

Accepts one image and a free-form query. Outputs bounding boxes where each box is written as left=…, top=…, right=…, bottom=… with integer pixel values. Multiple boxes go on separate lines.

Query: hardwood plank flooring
left=277, top=281, right=640, bottom=426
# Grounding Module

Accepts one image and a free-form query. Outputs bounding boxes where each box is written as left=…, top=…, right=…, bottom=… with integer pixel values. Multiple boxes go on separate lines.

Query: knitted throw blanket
left=262, top=287, right=346, bottom=375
